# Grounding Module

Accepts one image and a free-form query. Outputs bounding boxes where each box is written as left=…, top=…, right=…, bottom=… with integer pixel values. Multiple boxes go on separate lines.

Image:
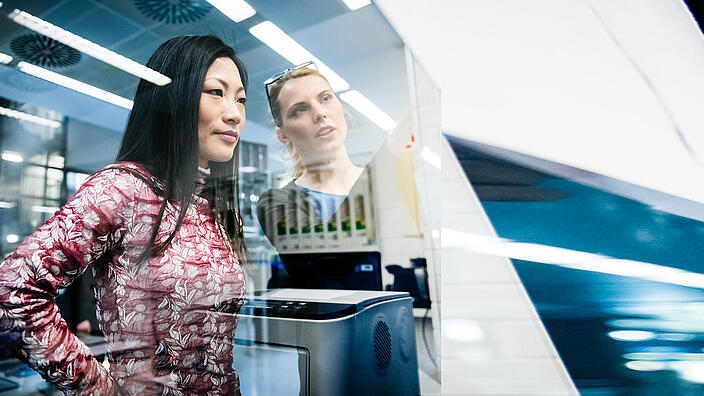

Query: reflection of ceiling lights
left=671, top=361, right=704, bottom=383
left=420, top=147, right=441, bottom=170
left=443, top=319, right=485, bottom=342
left=206, top=0, right=255, bottom=22
left=31, top=205, right=59, bottom=214
left=240, top=166, right=258, bottom=173
left=6, top=234, right=19, bottom=244
left=249, top=21, right=350, bottom=91
left=0, top=105, right=61, bottom=128
left=1, top=151, right=24, bottom=162
left=625, top=360, right=665, bottom=372
left=340, top=90, right=396, bottom=131
left=0, top=52, right=12, bottom=64
left=443, top=229, right=704, bottom=289
left=0, top=202, right=17, bottom=209
left=7, top=9, right=171, bottom=86
left=17, top=62, right=133, bottom=109
left=608, top=330, right=655, bottom=341
left=342, top=0, right=372, bottom=10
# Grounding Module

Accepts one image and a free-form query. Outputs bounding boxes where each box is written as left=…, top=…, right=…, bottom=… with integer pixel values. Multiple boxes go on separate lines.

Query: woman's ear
left=276, top=127, right=289, bottom=145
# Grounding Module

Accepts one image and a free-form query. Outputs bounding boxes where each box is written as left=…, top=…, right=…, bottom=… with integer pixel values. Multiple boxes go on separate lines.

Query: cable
left=421, top=307, right=438, bottom=370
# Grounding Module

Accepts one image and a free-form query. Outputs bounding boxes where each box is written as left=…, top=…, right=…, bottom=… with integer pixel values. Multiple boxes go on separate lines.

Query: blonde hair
left=268, top=67, right=331, bottom=178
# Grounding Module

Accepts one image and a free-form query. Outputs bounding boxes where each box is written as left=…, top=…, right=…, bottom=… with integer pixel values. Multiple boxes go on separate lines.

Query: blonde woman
left=257, top=62, right=362, bottom=243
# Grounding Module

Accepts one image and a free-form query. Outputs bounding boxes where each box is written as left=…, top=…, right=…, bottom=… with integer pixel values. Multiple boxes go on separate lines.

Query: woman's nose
left=312, top=104, right=328, bottom=123
left=223, top=101, right=243, bottom=125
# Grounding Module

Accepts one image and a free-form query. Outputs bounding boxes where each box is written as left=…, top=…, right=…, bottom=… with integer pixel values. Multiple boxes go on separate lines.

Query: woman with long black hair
left=0, top=35, right=249, bottom=395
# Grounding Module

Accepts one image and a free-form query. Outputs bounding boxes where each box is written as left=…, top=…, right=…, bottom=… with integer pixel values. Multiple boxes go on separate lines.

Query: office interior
left=4, top=0, right=704, bottom=395
left=0, top=0, right=440, bottom=395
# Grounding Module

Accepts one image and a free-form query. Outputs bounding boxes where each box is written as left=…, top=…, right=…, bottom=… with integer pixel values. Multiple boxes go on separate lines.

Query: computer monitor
left=272, top=251, right=382, bottom=291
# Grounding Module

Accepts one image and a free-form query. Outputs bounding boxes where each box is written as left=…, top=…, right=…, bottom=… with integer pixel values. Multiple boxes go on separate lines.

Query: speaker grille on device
left=374, top=320, right=392, bottom=373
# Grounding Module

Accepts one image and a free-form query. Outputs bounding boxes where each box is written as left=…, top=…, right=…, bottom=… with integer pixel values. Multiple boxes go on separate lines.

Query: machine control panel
left=240, top=299, right=357, bottom=320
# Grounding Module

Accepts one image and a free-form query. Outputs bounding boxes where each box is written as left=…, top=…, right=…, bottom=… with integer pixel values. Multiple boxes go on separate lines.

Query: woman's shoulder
left=258, top=180, right=304, bottom=201
left=80, top=162, right=160, bottom=197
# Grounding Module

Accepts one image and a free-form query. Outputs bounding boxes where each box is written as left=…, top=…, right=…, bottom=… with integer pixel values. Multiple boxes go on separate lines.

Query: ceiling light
left=0, top=106, right=61, bottom=128
left=443, top=229, right=704, bottom=289
left=342, top=0, right=371, bottom=10
left=17, top=62, right=133, bottom=109
left=249, top=21, right=350, bottom=91
left=608, top=330, right=656, bottom=341
left=1, top=151, right=23, bottom=162
left=339, top=90, right=396, bottom=130
left=0, top=51, right=12, bottom=64
left=7, top=9, right=171, bottom=86
left=0, top=202, right=17, bottom=209
left=206, top=0, right=255, bottom=22
left=31, top=205, right=59, bottom=214
left=240, top=166, right=258, bottom=173
left=6, top=234, right=19, bottom=244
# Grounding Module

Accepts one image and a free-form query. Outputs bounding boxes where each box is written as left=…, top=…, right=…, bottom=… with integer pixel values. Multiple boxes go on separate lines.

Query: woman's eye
left=206, top=89, right=223, bottom=96
left=237, top=97, right=247, bottom=105
left=321, top=94, right=331, bottom=103
left=292, top=106, right=306, bottom=115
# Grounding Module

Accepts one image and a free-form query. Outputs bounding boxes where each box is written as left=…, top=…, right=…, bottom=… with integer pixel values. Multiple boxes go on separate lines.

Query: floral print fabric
left=0, top=162, right=246, bottom=395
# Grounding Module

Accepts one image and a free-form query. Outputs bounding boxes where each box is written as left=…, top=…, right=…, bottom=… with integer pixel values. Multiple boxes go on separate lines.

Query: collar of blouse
left=195, top=167, right=211, bottom=195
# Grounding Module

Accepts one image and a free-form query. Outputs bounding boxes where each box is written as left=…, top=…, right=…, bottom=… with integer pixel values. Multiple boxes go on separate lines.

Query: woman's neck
left=296, top=152, right=363, bottom=195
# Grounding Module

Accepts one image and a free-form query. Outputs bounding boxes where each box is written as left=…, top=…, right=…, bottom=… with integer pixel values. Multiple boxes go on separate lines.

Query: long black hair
left=115, top=35, right=249, bottom=265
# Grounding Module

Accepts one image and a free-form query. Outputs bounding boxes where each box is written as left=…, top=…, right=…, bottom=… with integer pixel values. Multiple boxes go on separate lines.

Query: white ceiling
left=0, top=0, right=409, bottom=170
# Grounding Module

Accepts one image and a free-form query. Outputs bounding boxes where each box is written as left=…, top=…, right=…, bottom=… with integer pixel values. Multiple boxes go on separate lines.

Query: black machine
left=269, top=251, right=383, bottom=291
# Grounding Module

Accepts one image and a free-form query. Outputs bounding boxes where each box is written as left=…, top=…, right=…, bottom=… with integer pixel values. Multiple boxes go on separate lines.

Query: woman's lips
left=316, top=127, right=335, bottom=138
left=215, top=131, right=238, bottom=142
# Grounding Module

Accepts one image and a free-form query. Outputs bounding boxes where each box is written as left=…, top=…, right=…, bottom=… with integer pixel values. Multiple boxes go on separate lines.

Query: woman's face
left=276, top=75, right=347, bottom=163
left=197, top=57, right=246, bottom=168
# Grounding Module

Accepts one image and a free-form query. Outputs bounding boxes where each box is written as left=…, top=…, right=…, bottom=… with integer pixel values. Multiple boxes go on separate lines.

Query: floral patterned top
left=0, top=162, right=246, bottom=395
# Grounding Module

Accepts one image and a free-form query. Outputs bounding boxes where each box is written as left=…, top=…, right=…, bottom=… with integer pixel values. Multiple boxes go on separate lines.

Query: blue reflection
left=449, top=136, right=704, bottom=394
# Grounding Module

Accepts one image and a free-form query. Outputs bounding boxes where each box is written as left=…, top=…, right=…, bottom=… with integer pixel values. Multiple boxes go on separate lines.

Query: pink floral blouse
left=0, top=162, right=246, bottom=395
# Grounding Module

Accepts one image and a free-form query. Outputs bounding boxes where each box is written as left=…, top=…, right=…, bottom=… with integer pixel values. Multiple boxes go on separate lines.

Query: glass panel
left=0, top=1, right=434, bottom=394
left=447, top=134, right=704, bottom=395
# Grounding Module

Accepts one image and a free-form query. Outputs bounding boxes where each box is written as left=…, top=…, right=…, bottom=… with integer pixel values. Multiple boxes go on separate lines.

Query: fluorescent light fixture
left=31, top=205, right=59, bottom=214
left=1, top=151, right=23, bottom=162
left=0, top=51, right=12, bottom=64
left=339, top=90, right=396, bottom=130
left=443, top=229, right=704, bottom=289
left=240, top=166, right=258, bottom=173
left=0, top=201, right=16, bottom=209
left=6, top=234, right=19, bottom=244
left=206, top=0, right=255, bottom=22
left=608, top=330, right=655, bottom=341
left=7, top=9, right=171, bottom=86
left=0, top=106, right=61, bottom=128
left=342, top=0, right=371, bottom=10
left=17, top=62, right=133, bottom=109
left=249, top=21, right=350, bottom=91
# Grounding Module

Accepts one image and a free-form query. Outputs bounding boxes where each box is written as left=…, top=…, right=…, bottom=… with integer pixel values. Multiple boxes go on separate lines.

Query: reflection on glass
left=0, top=0, right=430, bottom=393
left=257, top=64, right=366, bottom=249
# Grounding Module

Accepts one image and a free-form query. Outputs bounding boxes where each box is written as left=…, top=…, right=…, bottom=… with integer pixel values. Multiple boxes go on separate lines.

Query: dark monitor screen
left=272, top=251, right=382, bottom=291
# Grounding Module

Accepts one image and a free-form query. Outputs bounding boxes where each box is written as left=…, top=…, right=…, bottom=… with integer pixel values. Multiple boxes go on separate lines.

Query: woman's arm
left=0, top=167, right=138, bottom=395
